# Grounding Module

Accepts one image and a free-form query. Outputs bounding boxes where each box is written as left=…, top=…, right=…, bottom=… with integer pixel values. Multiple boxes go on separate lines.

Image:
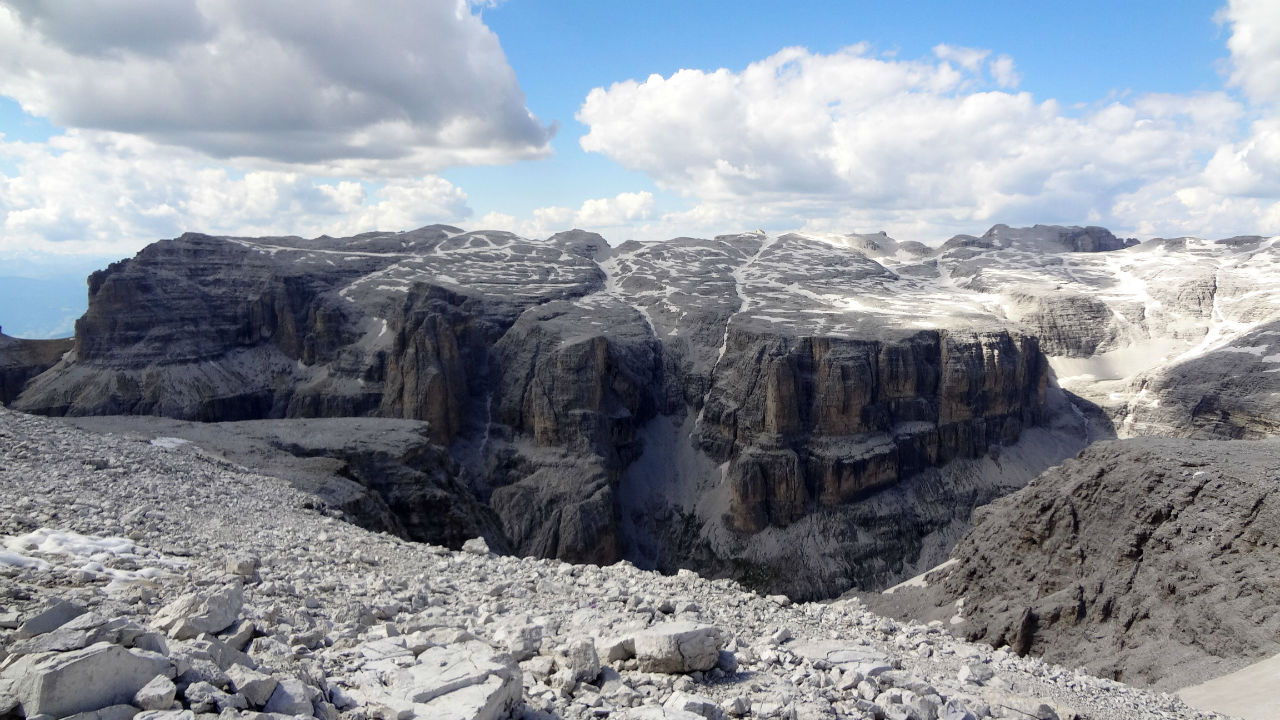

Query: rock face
left=697, top=328, right=1046, bottom=532
left=0, top=334, right=72, bottom=405
left=15, top=221, right=1278, bottom=598
left=875, top=438, right=1280, bottom=691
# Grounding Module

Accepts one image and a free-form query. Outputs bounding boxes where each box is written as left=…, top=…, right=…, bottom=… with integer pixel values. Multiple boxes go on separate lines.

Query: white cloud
left=0, top=0, right=553, bottom=169
left=478, top=191, right=655, bottom=240
left=577, top=44, right=1262, bottom=241
left=0, top=130, right=471, bottom=256
left=1220, top=0, right=1280, bottom=107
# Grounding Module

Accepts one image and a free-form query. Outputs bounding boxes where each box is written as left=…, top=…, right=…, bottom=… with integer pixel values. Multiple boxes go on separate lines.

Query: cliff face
left=698, top=328, right=1046, bottom=532
left=20, top=222, right=1222, bottom=597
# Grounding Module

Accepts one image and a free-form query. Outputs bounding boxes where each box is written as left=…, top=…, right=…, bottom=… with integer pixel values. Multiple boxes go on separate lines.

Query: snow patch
left=1, top=529, right=187, bottom=587
left=882, top=558, right=958, bottom=594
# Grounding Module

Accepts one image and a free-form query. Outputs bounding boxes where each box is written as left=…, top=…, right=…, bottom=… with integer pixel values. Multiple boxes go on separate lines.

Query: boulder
left=152, top=584, right=243, bottom=640
left=14, top=599, right=87, bottom=639
left=226, top=663, right=277, bottom=707
left=633, top=624, right=723, bottom=673
left=7, top=641, right=171, bottom=718
left=134, top=674, right=177, bottom=711
left=263, top=677, right=316, bottom=715
left=555, top=638, right=601, bottom=683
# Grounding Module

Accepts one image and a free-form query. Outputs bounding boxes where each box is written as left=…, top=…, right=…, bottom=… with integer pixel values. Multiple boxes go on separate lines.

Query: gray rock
left=262, top=677, right=315, bottom=715
left=8, top=641, right=171, bottom=718
left=664, top=691, right=724, bottom=719
left=358, top=640, right=521, bottom=719
left=14, top=600, right=87, bottom=639
left=134, top=674, right=177, bottom=711
left=152, top=584, right=243, bottom=640
left=620, top=709, right=705, bottom=720
left=910, top=437, right=1280, bottom=690
left=958, top=663, right=994, bottom=686
left=225, top=664, right=277, bottom=708
left=491, top=618, right=542, bottom=661
left=555, top=638, right=601, bottom=683
left=633, top=624, right=723, bottom=673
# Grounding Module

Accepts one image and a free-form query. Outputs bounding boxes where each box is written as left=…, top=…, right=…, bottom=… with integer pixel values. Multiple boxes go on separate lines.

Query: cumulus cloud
left=575, top=43, right=1275, bottom=241
left=479, top=191, right=655, bottom=239
left=0, top=130, right=471, bottom=256
left=1220, top=0, right=1280, bottom=107
left=0, top=0, right=553, bottom=170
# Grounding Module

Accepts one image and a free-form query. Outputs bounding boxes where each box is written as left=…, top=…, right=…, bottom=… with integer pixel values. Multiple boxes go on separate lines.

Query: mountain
left=5, top=223, right=1279, bottom=601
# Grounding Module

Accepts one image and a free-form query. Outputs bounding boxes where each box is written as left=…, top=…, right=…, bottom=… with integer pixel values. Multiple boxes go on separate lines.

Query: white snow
left=882, top=558, right=958, bottom=594
left=1, top=529, right=187, bottom=587
left=1178, top=650, right=1280, bottom=720
left=0, top=550, right=49, bottom=570
left=150, top=436, right=190, bottom=450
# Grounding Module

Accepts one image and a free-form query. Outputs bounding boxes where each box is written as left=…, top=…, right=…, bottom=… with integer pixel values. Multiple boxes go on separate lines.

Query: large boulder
left=633, top=624, right=724, bottom=674
left=152, top=583, right=244, bottom=640
left=5, top=641, right=171, bottom=718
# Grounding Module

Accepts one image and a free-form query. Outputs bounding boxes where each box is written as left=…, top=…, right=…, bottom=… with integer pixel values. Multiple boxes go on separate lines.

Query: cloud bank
left=575, top=9, right=1280, bottom=242
left=0, top=0, right=553, bottom=170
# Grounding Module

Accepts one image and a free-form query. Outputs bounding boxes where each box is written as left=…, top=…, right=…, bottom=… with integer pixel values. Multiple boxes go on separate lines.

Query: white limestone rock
left=555, top=638, right=601, bottom=683
left=633, top=624, right=723, bottom=674
left=6, top=641, right=171, bottom=718
left=357, top=640, right=521, bottom=720
left=152, top=584, right=243, bottom=640
left=664, top=691, right=724, bottom=719
left=226, top=663, right=278, bottom=707
left=133, top=674, right=177, bottom=711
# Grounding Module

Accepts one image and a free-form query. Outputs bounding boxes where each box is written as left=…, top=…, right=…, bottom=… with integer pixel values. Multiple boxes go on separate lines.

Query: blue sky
left=1, top=0, right=1278, bottom=337
left=450, top=0, right=1231, bottom=221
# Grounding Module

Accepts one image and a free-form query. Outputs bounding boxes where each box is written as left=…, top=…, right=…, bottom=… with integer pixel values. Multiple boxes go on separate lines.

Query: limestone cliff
left=13, top=223, right=1205, bottom=598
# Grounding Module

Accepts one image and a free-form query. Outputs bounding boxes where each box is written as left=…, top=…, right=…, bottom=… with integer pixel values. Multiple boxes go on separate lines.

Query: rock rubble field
left=0, top=407, right=1227, bottom=720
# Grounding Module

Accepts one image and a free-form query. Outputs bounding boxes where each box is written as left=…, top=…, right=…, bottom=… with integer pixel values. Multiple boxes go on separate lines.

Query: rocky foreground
left=0, top=408, right=1223, bottom=720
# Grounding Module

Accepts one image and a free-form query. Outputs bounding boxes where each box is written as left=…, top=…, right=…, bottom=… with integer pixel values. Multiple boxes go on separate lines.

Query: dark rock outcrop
left=876, top=438, right=1280, bottom=691
left=0, top=334, right=72, bottom=405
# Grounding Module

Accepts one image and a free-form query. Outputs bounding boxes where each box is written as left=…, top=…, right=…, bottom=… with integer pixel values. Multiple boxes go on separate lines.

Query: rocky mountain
left=5, top=223, right=1280, bottom=601
left=866, top=437, right=1280, bottom=698
left=0, top=406, right=1228, bottom=720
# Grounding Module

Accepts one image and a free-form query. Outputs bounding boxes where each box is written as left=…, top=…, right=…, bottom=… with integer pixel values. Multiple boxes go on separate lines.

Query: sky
left=1, top=0, right=1279, bottom=336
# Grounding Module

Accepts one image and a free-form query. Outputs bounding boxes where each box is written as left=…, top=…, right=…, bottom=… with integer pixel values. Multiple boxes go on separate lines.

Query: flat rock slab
left=358, top=640, right=521, bottom=720
left=789, top=640, right=893, bottom=675
left=619, top=708, right=706, bottom=720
